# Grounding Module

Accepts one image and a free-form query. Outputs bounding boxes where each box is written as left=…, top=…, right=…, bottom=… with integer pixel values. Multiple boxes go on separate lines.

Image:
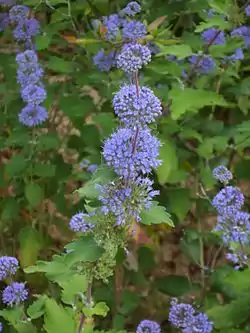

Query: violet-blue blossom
left=231, top=26, right=250, bottom=47
left=122, top=20, right=147, bottom=40
left=212, top=186, right=245, bottom=216
left=168, top=299, right=195, bottom=329
left=212, top=165, right=232, bottom=184
left=245, top=5, right=250, bottom=16
left=21, top=84, right=46, bottom=106
left=103, top=127, right=161, bottom=178
left=122, top=2, right=141, bottom=16
left=189, top=54, right=216, bottom=74
left=93, top=49, right=116, bottom=72
left=2, top=282, right=28, bottom=307
left=8, top=5, right=29, bottom=22
left=19, top=105, right=48, bottom=127
left=112, top=84, right=162, bottom=126
left=97, top=177, right=159, bottom=225
left=223, top=48, right=244, bottom=63
left=183, top=312, right=213, bottom=333
left=69, top=212, right=95, bottom=233
left=0, top=256, right=19, bottom=280
left=0, top=322, right=2, bottom=332
left=136, top=320, right=161, bottom=333
left=102, top=14, right=122, bottom=40
left=201, top=28, right=225, bottom=45
left=13, top=18, right=40, bottom=43
left=116, top=43, right=151, bottom=74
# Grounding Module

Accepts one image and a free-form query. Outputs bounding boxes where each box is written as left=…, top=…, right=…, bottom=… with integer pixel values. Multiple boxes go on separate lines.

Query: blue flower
left=201, top=28, right=225, bottom=45
left=113, top=84, right=162, bottom=127
left=212, top=186, right=245, bottom=216
left=93, top=49, right=116, bottom=72
left=69, top=212, right=95, bottom=233
left=136, top=320, right=161, bottom=333
left=2, top=282, right=28, bottom=307
left=0, top=256, right=19, bottom=280
left=116, top=43, right=151, bottom=74
left=121, top=2, right=141, bottom=16
left=122, top=20, right=147, bottom=40
left=231, top=26, right=250, bottom=47
left=19, top=105, right=48, bottom=127
left=21, top=84, right=47, bottom=106
left=9, top=5, right=29, bottom=22
left=189, top=54, right=216, bottom=74
left=102, top=14, right=123, bottom=40
left=212, top=165, right=232, bottom=184
left=245, top=5, right=250, bottom=16
left=103, top=127, right=161, bottom=178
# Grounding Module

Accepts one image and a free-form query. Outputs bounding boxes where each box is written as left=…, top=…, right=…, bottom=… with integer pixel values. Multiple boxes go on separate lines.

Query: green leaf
left=25, top=183, right=44, bottom=207
left=140, top=201, right=173, bottom=226
left=37, top=134, right=60, bottom=150
left=47, top=56, right=74, bottom=74
left=35, top=34, right=51, bottom=50
left=155, top=275, right=200, bottom=296
left=156, top=140, right=178, bottom=185
left=0, top=307, right=25, bottom=325
left=119, top=291, right=140, bottom=315
left=5, top=155, right=27, bottom=177
left=91, top=302, right=109, bottom=317
left=59, top=274, right=88, bottom=305
left=225, top=269, right=250, bottom=292
left=207, top=294, right=250, bottom=329
left=33, top=163, right=56, bottom=178
left=27, top=296, right=46, bottom=319
left=19, top=227, right=43, bottom=268
left=195, top=17, right=230, bottom=32
left=168, top=188, right=191, bottom=220
left=64, top=236, right=104, bottom=267
left=44, top=298, right=76, bottom=333
left=13, top=322, right=37, bottom=333
left=169, top=88, right=228, bottom=120
left=156, top=44, right=193, bottom=59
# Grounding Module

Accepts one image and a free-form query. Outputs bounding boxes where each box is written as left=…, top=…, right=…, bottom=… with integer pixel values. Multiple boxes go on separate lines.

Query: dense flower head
left=19, top=105, right=48, bottom=127
left=16, top=50, right=44, bottom=87
left=116, top=43, right=151, bottom=73
left=21, top=83, right=46, bottom=106
left=13, top=18, right=40, bottom=42
left=0, top=256, right=19, bottom=280
left=97, top=177, right=159, bottom=225
left=212, top=165, right=232, bottom=184
left=183, top=313, right=213, bottom=333
left=189, top=54, right=216, bottom=74
left=122, top=2, right=141, bottom=16
left=103, top=127, right=161, bottom=178
left=122, top=20, right=147, bottom=40
left=136, top=319, right=161, bottom=333
left=231, top=26, right=250, bottom=47
left=212, top=186, right=245, bottom=216
left=245, top=5, right=250, bottom=16
left=93, top=49, right=116, bottom=72
left=102, top=14, right=122, bottom=40
left=2, top=282, right=28, bottom=307
left=69, top=212, right=95, bottom=233
left=9, top=5, right=29, bottom=22
left=226, top=251, right=248, bottom=268
left=169, top=299, right=195, bottom=329
left=201, top=28, right=225, bottom=45
left=113, top=84, right=162, bottom=126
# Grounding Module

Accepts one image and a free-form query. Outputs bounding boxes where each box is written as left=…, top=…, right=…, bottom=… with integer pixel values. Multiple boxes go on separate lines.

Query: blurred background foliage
left=1, top=0, right=250, bottom=331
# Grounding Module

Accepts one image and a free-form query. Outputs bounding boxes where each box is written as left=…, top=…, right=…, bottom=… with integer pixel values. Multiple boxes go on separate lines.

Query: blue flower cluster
left=169, top=298, right=213, bottom=333
left=0, top=256, right=28, bottom=309
left=3, top=4, right=48, bottom=127
left=212, top=166, right=250, bottom=268
left=136, top=320, right=161, bottom=333
left=92, top=1, right=148, bottom=72
left=70, top=2, right=160, bottom=231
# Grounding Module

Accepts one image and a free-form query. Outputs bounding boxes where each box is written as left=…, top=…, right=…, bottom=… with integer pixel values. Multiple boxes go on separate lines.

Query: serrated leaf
left=25, top=183, right=44, bottom=207
left=27, top=296, right=47, bottom=319
left=156, top=140, right=178, bottom=185
left=140, top=201, right=173, bottom=226
left=195, top=17, right=230, bottom=32
left=44, top=298, right=76, bottom=333
left=169, top=88, right=228, bottom=120
left=59, top=274, right=88, bottom=305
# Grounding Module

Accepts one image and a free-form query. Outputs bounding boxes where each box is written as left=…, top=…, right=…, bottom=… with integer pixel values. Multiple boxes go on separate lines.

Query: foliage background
left=1, top=0, right=250, bottom=332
